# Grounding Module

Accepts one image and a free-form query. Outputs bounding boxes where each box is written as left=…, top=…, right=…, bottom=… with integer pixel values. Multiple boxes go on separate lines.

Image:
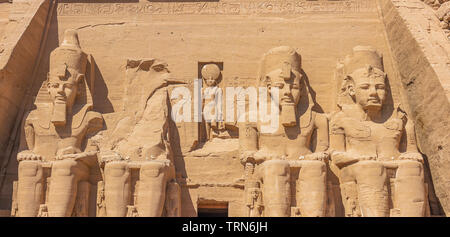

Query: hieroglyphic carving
left=57, top=0, right=376, bottom=16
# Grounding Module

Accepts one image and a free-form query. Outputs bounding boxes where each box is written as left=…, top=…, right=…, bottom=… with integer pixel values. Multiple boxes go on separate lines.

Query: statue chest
left=30, top=120, right=88, bottom=159
left=258, top=122, right=315, bottom=158
left=343, top=118, right=404, bottom=158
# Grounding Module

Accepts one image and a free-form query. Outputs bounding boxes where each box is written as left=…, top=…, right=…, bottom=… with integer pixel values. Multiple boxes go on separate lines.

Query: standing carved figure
left=15, top=29, right=104, bottom=217
left=240, top=46, right=329, bottom=217
left=201, top=63, right=225, bottom=140
left=330, top=46, right=427, bottom=217
left=100, top=59, right=182, bottom=217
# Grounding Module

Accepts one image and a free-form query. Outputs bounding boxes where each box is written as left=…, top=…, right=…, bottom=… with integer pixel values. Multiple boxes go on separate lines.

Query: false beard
left=280, top=103, right=297, bottom=127
left=51, top=102, right=67, bottom=126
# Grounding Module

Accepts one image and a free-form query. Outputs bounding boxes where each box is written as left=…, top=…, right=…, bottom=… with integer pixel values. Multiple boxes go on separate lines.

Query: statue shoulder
left=23, top=109, right=39, bottom=125
left=312, top=112, right=328, bottom=127
left=330, top=111, right=346, bottom=125
left=85, top=111, right=104, bottom=126
left=329, top=111, right=347, bottom=135
left=384, top=105, right=408, bottom=131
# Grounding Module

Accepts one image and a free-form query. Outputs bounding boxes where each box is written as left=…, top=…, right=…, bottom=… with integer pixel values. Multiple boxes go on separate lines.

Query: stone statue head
left=47, top=29, right=87, bottom=126
left=247, top=181, right=261, bottom=200
left=258, top=46, right=303, bottom=126
left=340, top=46, right=387, bottom=113
left=201, top=64, right=221, bottom=87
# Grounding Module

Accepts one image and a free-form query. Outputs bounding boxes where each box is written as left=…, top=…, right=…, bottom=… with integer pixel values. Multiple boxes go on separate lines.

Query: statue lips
left=55, top=95, right=66, bottom=103
left=281, top=96, right=294, bottom=105
left=366, top=98, right=381, bottom=107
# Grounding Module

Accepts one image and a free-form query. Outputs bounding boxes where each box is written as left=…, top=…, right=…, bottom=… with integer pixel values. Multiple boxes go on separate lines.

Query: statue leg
left=394, top=160, right=426, bottom=217
left=261, top=160, right=291, bottom=217
left=297, top=160, right=327, bottom=217
left=354, top=161, right=389, bottom=217
left=17, top=160, right=44, bottom=217
left=47, top=159, right=88, bottom=217
left=104, top=161, right=131, bottom=217
left=165, top=181, right=182, bottom=217
left=136, top=161, right=168, bottom=217
left=339, top=166, right=360, bottom=217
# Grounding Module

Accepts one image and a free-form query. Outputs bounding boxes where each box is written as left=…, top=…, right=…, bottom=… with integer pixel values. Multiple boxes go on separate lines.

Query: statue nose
left=369, top=86, right=377, bottom=96
left=57, top=85, right=64, bottom=94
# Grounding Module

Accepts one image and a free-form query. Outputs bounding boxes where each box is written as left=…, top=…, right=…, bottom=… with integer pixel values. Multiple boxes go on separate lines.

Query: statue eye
left=359, top=84, right=370, bottom=89
left=376, top=84, right=385, bottom=90
left=51, top=83, right=59, bottom=88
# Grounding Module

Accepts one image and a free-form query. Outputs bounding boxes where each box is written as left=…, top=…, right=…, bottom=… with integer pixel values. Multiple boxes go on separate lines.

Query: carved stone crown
left=342, top=45, right=384, bottom=76
left=49, top=29, right=87, bottom=76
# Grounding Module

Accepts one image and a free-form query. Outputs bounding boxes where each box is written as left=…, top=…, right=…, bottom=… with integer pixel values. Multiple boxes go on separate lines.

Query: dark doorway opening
left=197, top=200, right=228, bottom=217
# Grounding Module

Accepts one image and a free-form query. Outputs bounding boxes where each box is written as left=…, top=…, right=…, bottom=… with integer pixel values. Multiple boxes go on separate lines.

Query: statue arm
left=404, top=118, right=419, bottom=153
left=398, top=117, right=423, bottom=162
left=329, top=115, right=345, bottom=153
left=19, top=114, right=34, bottom=152
left=329, top=115, right=358, bottom=168
left=17, top=114, right=42, bottom=161
left=314, top=113, right=329, bottom=152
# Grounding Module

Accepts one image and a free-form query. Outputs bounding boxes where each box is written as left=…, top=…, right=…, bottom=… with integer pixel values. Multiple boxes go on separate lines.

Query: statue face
left=47, top=68, right=80, bottom=107
left=265, top=68, right=301, bottom=106
left=350, top=67, right=386, bottom=111
left=250, top=190, right=259, bottom=199
left=204, top=77, right=218, bottom=87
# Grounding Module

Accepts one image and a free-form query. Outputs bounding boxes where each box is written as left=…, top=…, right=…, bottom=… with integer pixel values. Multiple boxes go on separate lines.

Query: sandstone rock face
left=0, top=0, right=448, bottom=217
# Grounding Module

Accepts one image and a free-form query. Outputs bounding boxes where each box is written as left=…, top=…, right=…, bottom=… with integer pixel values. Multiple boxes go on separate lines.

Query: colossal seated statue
left=14, top=29, right=104, bottom=217
left=99, top=58, right=182, bottom=217
left=240, top=46, right=329, bottom=217
left=330, top=46, right=427, bottom=217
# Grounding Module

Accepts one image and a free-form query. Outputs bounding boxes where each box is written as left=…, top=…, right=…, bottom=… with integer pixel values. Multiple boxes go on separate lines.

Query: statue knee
left=299, top=160, right=326, bottom=178
left=355, top=160, right=386, bottom=178
left=140, top=161, right=168, bottom=179
left=18, top=160, right=42, bottom=178
left=104, top=161, right=129, bottom=178
left=52, top=159, right=87, bottom=179
left=396, top=160, right=423, bottom=178
left=263, top=160, right=290, bottom=177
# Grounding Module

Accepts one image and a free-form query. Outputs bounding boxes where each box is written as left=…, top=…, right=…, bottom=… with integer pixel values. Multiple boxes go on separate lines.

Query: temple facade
left=0, top=0, right=448, bottom=217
